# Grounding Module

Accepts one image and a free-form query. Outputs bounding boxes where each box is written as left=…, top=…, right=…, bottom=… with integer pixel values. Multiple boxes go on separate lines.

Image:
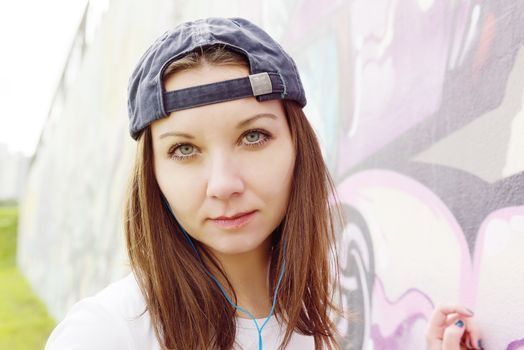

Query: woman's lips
left=210, top=210, right=256, bottom=229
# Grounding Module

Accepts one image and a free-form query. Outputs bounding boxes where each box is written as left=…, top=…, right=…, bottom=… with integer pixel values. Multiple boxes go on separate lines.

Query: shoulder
left=45, top=273, right=159, bottom=350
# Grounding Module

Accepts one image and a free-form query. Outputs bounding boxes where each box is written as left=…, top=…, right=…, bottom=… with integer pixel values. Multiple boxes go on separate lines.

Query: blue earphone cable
left=162, top=198, right=286, bottom=350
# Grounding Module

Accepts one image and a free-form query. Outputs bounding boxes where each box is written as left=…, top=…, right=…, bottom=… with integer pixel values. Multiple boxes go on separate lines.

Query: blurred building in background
left=17, top=0, right=524, bottom=349
left=0, top=142, right=30, bottom=203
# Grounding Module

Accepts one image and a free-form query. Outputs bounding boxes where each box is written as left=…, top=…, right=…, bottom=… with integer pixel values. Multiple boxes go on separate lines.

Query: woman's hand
left=425, top=304, right=483, bottom=350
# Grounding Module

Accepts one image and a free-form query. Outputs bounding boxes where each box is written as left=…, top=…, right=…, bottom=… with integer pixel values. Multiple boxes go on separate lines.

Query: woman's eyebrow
left=159, top=131, right=194, bottom=140
left=237, top=113, right=277, bottom=129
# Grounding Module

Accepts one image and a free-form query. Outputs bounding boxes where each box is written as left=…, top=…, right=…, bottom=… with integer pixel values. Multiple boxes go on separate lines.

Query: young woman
left=45, top=17, right=481, bottom=350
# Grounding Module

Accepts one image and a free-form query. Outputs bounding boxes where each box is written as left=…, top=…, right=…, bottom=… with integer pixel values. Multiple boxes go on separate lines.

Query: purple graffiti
left=507, top=338, right=524, bottom=350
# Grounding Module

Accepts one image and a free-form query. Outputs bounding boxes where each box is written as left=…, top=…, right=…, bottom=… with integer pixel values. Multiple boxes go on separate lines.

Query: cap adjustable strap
left=163, top=72, right=284, bottom=113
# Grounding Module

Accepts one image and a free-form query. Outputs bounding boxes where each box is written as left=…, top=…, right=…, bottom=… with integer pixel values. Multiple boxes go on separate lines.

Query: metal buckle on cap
left=249, top=72, right=273, bottom=96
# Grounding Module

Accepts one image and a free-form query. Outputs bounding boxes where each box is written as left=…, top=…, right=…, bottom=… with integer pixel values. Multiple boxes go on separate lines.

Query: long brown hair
left=124, top=45, right=346, bottom=349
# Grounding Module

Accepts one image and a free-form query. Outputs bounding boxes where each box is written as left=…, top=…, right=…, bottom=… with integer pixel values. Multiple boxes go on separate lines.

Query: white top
left=45, top=273, right=315, bottom=350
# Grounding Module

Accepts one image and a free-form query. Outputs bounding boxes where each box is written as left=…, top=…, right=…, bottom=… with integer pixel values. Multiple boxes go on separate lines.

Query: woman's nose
left=205, top=155, right=245, bottom=200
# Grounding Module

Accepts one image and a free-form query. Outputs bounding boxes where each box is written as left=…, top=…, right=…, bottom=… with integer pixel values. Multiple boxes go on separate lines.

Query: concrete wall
left=17, top=0, right=179, bottom=319
left=0, top=143, right=30, bottom=202
left=18, top=0, right=524, bottom=348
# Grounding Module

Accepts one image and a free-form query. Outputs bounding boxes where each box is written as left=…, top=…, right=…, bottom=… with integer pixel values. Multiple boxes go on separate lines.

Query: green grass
left=0, top=206, right=56, bottom=350
left=0, top=207, right=18, bottom=268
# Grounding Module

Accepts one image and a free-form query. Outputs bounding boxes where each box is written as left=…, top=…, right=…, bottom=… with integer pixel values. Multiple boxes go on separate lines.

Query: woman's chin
left=207, top=243, right=260, bottom=257
left=203, top=236, right=271, bottom=258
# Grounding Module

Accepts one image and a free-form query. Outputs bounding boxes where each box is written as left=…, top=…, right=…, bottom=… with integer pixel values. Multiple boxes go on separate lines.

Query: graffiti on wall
left=282, top=0, right=524, bottom=349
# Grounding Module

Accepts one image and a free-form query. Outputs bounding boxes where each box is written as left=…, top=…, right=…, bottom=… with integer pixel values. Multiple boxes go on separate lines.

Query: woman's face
left=151, top=63, right=295, bottom=259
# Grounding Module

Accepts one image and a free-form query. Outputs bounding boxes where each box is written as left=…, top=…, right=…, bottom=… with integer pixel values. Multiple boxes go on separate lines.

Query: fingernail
left=455, top=320, right=465, bottom=327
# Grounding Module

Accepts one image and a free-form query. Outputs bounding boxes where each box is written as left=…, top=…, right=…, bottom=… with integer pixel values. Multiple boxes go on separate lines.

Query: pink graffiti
left=338, top=169, right=524, bottom=349
left=371, top=277, right=433, bottom=349
left=473, top=12, right=495, bottom=76
left=508, top=338, right=524, bottom=350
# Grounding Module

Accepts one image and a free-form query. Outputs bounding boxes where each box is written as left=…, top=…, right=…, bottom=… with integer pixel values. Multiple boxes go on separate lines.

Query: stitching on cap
left=157, top=76, right=164, bottom=116
left=273, top=40, right=302, bottom=101
left=277, top=71, right=287, bottom=99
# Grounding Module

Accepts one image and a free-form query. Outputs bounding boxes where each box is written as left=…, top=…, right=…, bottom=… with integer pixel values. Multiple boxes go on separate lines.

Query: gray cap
left=127, top=17, right=307, bottom=140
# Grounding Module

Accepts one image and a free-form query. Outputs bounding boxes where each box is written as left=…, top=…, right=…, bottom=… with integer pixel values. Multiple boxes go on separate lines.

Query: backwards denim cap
left=127, top=17, right=307, bottom=140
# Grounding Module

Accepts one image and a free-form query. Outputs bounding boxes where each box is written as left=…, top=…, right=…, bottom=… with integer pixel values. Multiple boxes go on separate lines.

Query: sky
left=0, top=0, right=88, bottom=157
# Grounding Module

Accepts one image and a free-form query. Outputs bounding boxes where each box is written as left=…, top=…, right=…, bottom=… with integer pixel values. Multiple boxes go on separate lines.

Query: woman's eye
left=242, top=130, right=271, bottom=146
left=169, top=144, right=197, bottom=160
left=178, top=145, right=194, bottom=155
left=245, top=131, right=261, bottom=143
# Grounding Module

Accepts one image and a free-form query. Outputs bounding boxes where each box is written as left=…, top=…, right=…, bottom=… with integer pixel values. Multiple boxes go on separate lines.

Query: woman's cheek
left=168, top=171, right=199, bottom=202
left=156, top=162, right=197, bottom=205
left=265, top=143, right=295, bottom=188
